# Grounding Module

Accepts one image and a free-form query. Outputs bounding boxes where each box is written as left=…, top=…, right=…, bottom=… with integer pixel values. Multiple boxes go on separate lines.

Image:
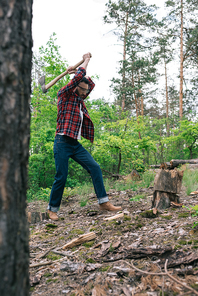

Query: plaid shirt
left=56, top=67, right=95, bottom=143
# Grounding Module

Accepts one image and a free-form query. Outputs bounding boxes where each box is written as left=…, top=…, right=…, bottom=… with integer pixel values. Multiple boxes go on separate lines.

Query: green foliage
left=29, top=33, right=198, bottom=206
left=183, top=168, right=198, bottom=195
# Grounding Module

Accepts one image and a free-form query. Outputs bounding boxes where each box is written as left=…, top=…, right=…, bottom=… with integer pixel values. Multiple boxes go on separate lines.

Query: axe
left=38, top=57, right=88, bottom=93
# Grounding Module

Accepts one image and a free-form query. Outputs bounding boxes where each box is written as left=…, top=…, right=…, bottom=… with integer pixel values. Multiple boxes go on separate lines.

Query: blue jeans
left=48, top=135, right=109, bottom=212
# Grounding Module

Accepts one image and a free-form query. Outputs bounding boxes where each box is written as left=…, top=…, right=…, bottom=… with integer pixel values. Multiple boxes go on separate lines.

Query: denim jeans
left=48, top=134, right=109, bottom=212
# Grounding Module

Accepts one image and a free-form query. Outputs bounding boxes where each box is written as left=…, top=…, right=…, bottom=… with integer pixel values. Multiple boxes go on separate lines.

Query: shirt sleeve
left=57, top=67, right=86, bottom=97
left=81, top=76, right=95, bottom=100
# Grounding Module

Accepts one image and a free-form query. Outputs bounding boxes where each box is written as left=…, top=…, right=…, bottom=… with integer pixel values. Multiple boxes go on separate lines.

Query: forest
left=29, top=0, right=198, bottom=200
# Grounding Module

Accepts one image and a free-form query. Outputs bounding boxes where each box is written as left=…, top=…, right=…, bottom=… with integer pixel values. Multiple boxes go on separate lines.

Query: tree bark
left=164, top=58, right=169, bottom=136
left=121, top=12, right=128, bottom=112
left=152, top=168, right=184, bottom=209
left=0, top=1, right=33, bottom=295
left=179, top=0, right=184, bottom=119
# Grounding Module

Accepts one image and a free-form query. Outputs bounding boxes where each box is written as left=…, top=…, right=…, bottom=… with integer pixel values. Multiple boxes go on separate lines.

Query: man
left=47, top=53, right=122, bottom=221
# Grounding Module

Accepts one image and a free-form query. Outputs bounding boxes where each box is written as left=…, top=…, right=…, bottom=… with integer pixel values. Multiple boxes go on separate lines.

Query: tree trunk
left=179, top=0, right=184, bottom=119
left=0, top=1, right=33, bottom=295
left=131, top=69, right=141, bottom=139
left=121, top=12, right=128, bottom=112
left=164, top=58, right=169, bottom=136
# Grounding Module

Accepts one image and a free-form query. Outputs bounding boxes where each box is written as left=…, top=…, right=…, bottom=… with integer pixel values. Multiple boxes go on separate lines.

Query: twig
left=29, top=261, right=53, bottom=268
left=164, top=259, right=198, bottom=296
left=36, top=246, right=55, bottom=259
left=123, top=260, right=165, bottom=275
left=29, top=256, right=66, bottom=268
left=122, top=260, right=198, bottom=296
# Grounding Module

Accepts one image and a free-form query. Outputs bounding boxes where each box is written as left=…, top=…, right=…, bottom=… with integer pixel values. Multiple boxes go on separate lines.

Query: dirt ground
left=28, top=179, right=198, bottom=296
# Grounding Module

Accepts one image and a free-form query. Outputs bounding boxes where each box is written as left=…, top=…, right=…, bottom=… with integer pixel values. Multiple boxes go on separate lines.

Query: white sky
left=32, top=0, right=165, bottom=101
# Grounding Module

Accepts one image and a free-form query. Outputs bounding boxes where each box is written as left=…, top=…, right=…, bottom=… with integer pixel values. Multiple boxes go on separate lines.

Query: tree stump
left=27, top=212, right=48, bottom=224
left=152, top=168, right=184, bottom=210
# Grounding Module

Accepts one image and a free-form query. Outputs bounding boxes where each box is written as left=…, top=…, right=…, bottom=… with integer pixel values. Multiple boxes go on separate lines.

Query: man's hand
left=81, top=53, right=92, bottom=71
left=83, top=52, right=91, bottom=60
left=67, top=66, right=77, bottom=75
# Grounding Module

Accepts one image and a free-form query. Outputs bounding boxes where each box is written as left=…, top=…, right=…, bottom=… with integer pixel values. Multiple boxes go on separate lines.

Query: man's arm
left=58, top=53, right=92, bottom=97
left=57, top=67, right=86, bottom=97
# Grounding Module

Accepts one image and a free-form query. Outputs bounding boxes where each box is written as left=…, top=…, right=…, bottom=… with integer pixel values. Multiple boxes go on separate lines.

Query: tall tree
left=155, top=33, right=175, bottom=135
left=165, top=0, right=198, bottom=118
left=104, top=0, right=158, bottom=112
left=0, top=1, right=33, bottom=295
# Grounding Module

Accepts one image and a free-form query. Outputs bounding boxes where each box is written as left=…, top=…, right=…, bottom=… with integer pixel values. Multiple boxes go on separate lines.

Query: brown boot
left=99, top=201, right=122, bottom=212
left=47, top=210, right=59, bottom=221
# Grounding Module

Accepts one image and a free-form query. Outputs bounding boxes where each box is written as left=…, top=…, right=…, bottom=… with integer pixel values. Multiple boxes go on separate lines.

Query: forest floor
left=28, top=171, right=198, bottom=296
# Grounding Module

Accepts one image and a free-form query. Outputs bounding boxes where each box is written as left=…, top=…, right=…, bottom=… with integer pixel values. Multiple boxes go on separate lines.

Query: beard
left=75, top=88, right=83, bottom=99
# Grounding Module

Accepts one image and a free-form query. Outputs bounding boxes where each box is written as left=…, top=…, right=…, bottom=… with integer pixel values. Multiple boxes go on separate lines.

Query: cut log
left=170, top=158, right=198, bottom=167
left=150, top=158, right=198, bottom=169
left=62, top=232, right=96, bottom=250
left=153, top=169, right=183, bottom=193
left=152, top=169, right=184, bottom=210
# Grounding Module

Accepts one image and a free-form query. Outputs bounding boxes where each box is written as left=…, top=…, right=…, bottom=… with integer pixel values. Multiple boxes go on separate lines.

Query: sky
left=32, top=0, right=165, bottom=101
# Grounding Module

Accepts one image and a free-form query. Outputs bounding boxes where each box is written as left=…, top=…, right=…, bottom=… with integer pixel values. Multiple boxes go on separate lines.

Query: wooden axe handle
left=45, top=58, right=85, bottom=91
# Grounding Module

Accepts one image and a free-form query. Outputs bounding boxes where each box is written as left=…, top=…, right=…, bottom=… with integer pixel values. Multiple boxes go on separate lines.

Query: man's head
left=75, top=77, right=89, bottom=99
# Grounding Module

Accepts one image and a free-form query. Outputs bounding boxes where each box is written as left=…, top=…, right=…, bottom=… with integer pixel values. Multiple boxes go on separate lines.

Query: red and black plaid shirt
left=56, top=67, right=95, bottom=143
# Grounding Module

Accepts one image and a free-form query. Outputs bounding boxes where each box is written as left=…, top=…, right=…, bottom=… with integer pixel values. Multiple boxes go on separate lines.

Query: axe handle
left=45, top=58, right=85, bottom=91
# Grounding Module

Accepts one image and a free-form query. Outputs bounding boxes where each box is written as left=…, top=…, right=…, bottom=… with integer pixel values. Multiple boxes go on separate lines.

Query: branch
left=164, top=259, right=198, bottom=296
left=122, top=260, right=198, bottom=296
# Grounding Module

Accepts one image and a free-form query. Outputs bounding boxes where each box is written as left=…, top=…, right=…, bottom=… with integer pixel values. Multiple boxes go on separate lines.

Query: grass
left=129, top=194, right=146, bottom=202
left=26, top=169, right=157, bottom=203
left=183, top=168, right=198, bottom=195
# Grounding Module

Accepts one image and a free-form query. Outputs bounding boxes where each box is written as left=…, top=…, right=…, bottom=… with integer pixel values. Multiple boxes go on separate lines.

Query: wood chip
left=103, top=213, right=124, bottom=221
left=62, top=232, right=96, bottom=250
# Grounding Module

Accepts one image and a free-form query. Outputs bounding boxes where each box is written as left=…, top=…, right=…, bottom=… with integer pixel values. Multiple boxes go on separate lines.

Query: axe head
left=38, top=75, right=47, bottom=93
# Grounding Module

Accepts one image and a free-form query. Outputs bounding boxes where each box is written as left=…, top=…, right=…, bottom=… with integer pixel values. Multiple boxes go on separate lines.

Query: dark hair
left=81, top=77, right=89, bottom=84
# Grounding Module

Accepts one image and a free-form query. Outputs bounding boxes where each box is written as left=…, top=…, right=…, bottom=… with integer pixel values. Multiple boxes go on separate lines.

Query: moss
left=116, top=231, right=122, bottom=236
left=174, top=245, right=181, bottom=250
left=44, top=272, right=52, bottom=278
left=46, top=223, right=58, bottom=228
left=90, top=227, right=97, bottom=231
left=124, top=215, right=131, bottom=221
left=136, top=223, right=143, bottom=229
left=46, top=253, right=61, bottom=261
left=178, top=240, right=187, bottom=245
left=83, top=241, right=95, bottom=248
left=86, top=258, right=96, bottom=263
left=100, top=266, right=110, bottom=272
left=70, top=229, right=84, bottom=235
left=29, top=287, right=35, bottom=292
left=160, top=215, right=172, bottom=220
left=46, top=278, right=58, bottom=283
left=140, top=210, right=158, bottom=218
left=178, top=212, right=189, bottom=218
